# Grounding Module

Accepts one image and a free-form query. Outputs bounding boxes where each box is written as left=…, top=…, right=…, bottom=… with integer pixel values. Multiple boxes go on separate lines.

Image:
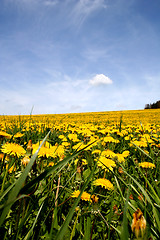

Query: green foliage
left=0, top=113, right=160, bottom=239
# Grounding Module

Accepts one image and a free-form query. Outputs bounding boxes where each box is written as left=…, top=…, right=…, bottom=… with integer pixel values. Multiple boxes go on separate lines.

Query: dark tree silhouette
left=144, top=100, right=160, bottom=109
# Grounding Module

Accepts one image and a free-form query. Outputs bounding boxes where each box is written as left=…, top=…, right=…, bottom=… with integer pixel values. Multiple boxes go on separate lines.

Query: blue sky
left=0, top=0, right=160, bottom=115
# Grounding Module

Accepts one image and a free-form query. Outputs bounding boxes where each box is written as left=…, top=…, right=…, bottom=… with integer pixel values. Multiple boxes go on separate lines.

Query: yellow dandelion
left=132, top=140, right=147, bottom=148
left=62, top=141, right=70, bottom=147
left=58, top=134, right=66, bottom=140
left=122, top=150, right=130, bottom=158
left=14, top=132, right=24, bottom=138
left=32, top=145, right=50, bottom=158
left=71, top=190, right=80, bottom=198
left=48, top=162, right=54, bottom=166
left=1, top=142, right=26, bottom=157
left=115, top=154, right=125, bottom=163
left=0, top=131, right=12, bottom=139
left=74, top=158, right=87, bottom=165
left=92, top=149, right=101, bottom=155
left=81, top=192, right=92, bottom=202
left=139, top=162, right=155, bottom=169
left=97, top=156, right=116, bottom=171
left=54, top=145, right=65, bottom=158
left=68, top=133, right=79, bottom=142
left=101, top=149, right=116, bottom=158
left=124, top=136, right=130, bottom=141
left=71, top=190, right=91, bottom=202
left=103, top=136, right=116, bottom=143
left=73, top=142, right=85, bottom=151
left=93, top=178, right=114, bottom=190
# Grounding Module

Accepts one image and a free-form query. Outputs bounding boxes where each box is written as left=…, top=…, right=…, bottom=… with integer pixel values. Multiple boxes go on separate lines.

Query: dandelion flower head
left=93, top=178, right=114, bottom=190
left=71, top=190, right=91, bottom=202
left=1, top=142, right=26, bottom=157
left=139, top=162, right=155, bottom=169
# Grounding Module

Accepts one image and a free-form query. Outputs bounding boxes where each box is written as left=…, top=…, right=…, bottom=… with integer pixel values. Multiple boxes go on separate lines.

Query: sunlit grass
left=0, top=109, right=160, bottom=239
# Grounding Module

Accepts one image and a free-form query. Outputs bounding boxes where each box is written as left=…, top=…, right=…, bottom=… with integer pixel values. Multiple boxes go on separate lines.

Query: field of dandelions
left=0, top=109, right=160, bottom=240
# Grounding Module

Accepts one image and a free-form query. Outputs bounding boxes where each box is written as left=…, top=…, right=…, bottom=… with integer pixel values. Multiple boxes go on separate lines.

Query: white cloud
left=6, top=0, right=58, bottom=9
left=70, top=0, right=106, bottom=27
left=89, top=74, right=113, bottom=86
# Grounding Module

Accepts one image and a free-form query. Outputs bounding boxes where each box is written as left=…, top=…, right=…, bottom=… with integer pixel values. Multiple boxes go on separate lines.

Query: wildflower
left=74, top=158, right=87, bottom=165
left=0, top=153, right=4, bottom=160
left=91, top=194, right=99, bottom=203
left=124, top=136, right=130, bottom=141
left=62, top=141, right=70, bottom=147
left=32, top=141, right=51, bottom=155
left=68, top=133, right=79, bottom=142
left=32, top=145, right=50, bottom=158
left=93, top=178, right=114, bottom=190
left=103, top=136, right=118, bottom=143
left=131, top=208, right=146, bottom=238
left=73, top=142, right=86, bottom=151
left=97, top=156, right=116, bottom=171
left=54, top=145, right=65, bottom=158
left=115, top=154, right=125, bottom=163
left=122, top=150, right=130, bottom=158
left=71, top=190, right=91, bottom=202
left=48, top=162, right=54, bottom=166
left=101, top=149, right=116, bottom=158
left=139, top=162, right=155, bottom=169
left=27, top=140, right=33, bottom=151
left=71, top=190, right=80, bottom=198
left=21, top=156, right=30, bottom=166
left=92, top=149, right=101, bottom=155
left=0, top=131, right=12, bottom=139
left=1, top=142, right=26, bottom=157
left=6, top=164, right=16, bottom=173
left=81, top=192, right=92, bottom=202
left=14, top=132, right=24, bottom=138
left=132, top=140, right=147, bottom=148
left=58, top=134, right=66, bottom=140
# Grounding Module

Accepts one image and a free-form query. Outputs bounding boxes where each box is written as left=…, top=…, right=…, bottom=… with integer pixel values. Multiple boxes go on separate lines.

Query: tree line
left=144, top=100, right=160, bottom=109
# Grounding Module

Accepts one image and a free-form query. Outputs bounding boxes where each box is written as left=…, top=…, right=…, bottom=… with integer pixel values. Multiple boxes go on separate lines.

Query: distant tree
left=144, top=100, right=160, bottom=109
left=144, top=104, right=150, bottom=109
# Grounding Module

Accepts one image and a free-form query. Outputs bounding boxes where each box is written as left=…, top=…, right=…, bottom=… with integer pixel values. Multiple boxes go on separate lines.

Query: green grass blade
left=120, top=185, right=130, bottom=240
left=132, top=142, right=153, bottom=161
left=23, top=201, right=44, bottom=240
left=69, top=208, right=80, bottom=240
left=122, top=167, right=160, bottom=231
left=55, top=163, right=96, bottom=240
left=20, top=141, right=95, bottom=195
left=0, top=181, right=16, bottom=202
left=0, top=194, right=29, bottom=210
left=0, top=131, right=50, bottom=227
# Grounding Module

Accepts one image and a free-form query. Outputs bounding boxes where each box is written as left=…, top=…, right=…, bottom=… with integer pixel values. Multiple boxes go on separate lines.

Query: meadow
left=0, top=109, right=160, bottom=239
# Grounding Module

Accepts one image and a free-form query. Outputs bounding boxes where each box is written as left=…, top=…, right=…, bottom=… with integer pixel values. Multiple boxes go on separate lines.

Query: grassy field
left=0, top=109, right=160, bottom=239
